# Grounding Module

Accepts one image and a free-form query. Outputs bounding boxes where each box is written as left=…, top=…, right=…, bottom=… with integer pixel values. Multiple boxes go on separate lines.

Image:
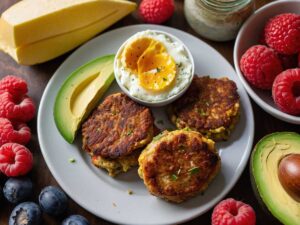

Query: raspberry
left=0, top=92, right=35, bottom=122
left=0, top=75, right=28, bottom=100
left=212, top=198, right=256, bottom=225
left=240, top=45, right=283, bottom=90
left=0, top=118, right=31, bottom=146
left=0, top=143, right=33, bottom=177
left=139, top=0, right=175, bottom=24
left=265, top=13, right=300, bottom=55
left=272, top=68, right=300, bottom=115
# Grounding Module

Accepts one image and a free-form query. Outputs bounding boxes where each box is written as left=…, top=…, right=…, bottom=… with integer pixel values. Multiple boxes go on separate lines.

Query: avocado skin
left=250, top=132, right=300, bottom=225
left=54, top=54, right=115, bottom=143
left=250, top=150, right=280, bottom=224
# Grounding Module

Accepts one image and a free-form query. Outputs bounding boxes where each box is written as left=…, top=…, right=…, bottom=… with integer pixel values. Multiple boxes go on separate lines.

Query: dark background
left=0, top=0, right=297, bottom=224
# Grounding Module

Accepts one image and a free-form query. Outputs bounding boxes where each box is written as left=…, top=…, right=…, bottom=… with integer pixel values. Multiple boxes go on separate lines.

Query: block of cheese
left=0, top=0, right=136, bottom=65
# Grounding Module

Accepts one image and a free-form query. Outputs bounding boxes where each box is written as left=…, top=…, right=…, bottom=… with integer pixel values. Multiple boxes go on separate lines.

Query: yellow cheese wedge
left=0, top=0, right=136, bottom=65
left=0, top=0, right=136, bottom=47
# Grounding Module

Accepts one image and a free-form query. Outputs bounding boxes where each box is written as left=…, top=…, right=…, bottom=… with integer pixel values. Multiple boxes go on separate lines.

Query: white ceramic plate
left=38, top=25, right=254, bottom=225
left=234, top=0, right=300, bottom=124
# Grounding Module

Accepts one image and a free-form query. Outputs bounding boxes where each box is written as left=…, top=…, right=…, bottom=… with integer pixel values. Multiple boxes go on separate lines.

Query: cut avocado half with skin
left=54, top=54, right=115, bottom=143
left=250, top=132, right=300, bottom=225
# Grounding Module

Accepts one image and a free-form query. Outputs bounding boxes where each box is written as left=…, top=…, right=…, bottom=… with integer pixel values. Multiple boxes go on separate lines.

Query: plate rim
left=38, top=24, right=255, bottom=225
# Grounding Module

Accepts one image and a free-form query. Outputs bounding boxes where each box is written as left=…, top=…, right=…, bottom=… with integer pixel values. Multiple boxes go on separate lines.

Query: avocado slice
left=54, top=54, right=115, bottom=143
left=250, top=132, right=300, bottom=225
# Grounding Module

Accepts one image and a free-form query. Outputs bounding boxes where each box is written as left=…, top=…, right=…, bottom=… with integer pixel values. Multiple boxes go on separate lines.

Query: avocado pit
left=278, top=154, right=300, bottom=202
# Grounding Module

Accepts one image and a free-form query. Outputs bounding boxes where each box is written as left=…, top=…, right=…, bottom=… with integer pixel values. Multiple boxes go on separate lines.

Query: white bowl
left=234, top=0, right=300, bottom=124
left=114, top=29, right=195, bottom=107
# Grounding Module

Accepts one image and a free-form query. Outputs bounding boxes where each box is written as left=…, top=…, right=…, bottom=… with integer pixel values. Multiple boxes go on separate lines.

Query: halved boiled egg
left=122, top=37, right=176, bottom=92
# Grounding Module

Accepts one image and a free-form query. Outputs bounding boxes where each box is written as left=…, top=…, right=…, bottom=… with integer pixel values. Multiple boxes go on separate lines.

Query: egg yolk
left=138, top=41, right=176, bottom=92
left=123, top=37, right=176, bottom=92
left=122, top=37, right=154, bottom=74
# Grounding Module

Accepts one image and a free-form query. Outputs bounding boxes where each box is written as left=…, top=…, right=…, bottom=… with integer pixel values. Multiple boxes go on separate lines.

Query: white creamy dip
left=115, top=30, right=193, bottom=102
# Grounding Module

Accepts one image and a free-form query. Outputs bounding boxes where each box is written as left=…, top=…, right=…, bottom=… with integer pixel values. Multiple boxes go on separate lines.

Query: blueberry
left=3, top=177, right=33, bottom=204
left=62, top=215, right=90, bottom=225
left=39, top=186, right=68, bottom=216
left=9, top=202, right=41, bottom=225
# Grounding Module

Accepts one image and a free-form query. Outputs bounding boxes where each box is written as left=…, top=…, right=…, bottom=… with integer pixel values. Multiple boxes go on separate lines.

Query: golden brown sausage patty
left=82, top=93, right=154, bottom=176
left=169, top=76, right=240, bottom=141
left=138, top=130, right=221, bottom=203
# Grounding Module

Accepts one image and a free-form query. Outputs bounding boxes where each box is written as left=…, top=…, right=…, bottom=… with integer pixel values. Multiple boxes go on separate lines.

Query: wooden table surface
left=0, top=0, right=298, bottom=224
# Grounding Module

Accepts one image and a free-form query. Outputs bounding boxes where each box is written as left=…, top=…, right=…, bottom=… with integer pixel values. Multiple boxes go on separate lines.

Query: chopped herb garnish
left=163, top=77, right=167, bottom=81
left=127, top=189, right=133, bottom=195
left=112, top=111, right=117, bottom=115
left=198, top=109, right=207, bottom=116
left=156, top=120, right=164, bottom=125
left=69, top=158, right=76, bottom=163
left=153, top=132, right=164, bottom=141
left=171, top=174, right=178, bottom=181
left=156, top=67, right=161, bottom=73
left=127, top=130, right=133, bottom=136
left=182, top=127, right=191, bottom=131
left=188, top=167, right=200, bottom=175
left=177, top=62, right=182, bottom=68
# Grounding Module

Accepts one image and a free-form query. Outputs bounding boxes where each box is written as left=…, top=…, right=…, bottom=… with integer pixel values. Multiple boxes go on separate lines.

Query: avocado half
left=250, top=132, right=300, bottom=225
left=54, top=54, right=115, bottom=143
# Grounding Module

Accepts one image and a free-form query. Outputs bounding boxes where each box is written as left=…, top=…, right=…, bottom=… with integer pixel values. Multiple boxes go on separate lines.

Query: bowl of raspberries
left=234, top=0, right=300, bottom=124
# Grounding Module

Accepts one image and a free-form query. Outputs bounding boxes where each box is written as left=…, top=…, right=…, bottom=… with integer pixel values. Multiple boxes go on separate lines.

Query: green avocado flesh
left=54, top=54, right=115, bottom=143
left=251, top=132, right=300, bottom=225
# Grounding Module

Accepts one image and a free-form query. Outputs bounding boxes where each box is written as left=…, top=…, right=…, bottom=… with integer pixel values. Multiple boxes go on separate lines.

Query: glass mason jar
left=184, top=0, right=255, bottom=41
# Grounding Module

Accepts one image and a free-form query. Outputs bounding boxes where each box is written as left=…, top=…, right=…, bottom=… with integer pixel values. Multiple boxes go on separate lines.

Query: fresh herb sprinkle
left=171, top=174, right=178, bottom=181
left=188, top=167, right=200, bottom=175
left=69, top=158, right=76, bottom=163
left=126, top=130, right=133, bottom=136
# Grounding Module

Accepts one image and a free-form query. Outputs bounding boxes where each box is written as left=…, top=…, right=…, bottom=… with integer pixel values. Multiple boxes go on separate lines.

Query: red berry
left=265, top=13, right=300, bottom=55
left=212, top=198, right=256, bottom=225
left=139, top=0, right=175, bottom=24
left=240, top=45, right=283, bottom=90
left=0, top=118, right=31, bottom=146
left=0, top=92, right=35, bottom=122
left=0, top=75, right=28, bottom=100
left=0, top=143, right=33, bottom=177
left=272, top=68, right=300, bottom=115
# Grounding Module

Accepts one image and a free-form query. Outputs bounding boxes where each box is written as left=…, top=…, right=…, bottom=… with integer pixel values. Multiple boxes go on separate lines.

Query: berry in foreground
left=264, top=13, right=300, bottom=55
left=0, top=143, right=33, bottom=177
left=62, top=215, right=90, bottom=225
left=139, top=0, right=175, bottom=24
left=39, top=186, right=68, bottom=216
left=3, top=177, right=33, bottom=204
left=0, top=118, right=31, bottom=146
left=272, top=68, right=300, bottom=115
left=240, top=45, right=283, bottom=90
left=212, top=198, right=256, bottom=225
left=0, top=75, right=28, bottom=100
left=9, top=202, right=41, bottom=225
left=0, top=92, right=35, bottom=122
